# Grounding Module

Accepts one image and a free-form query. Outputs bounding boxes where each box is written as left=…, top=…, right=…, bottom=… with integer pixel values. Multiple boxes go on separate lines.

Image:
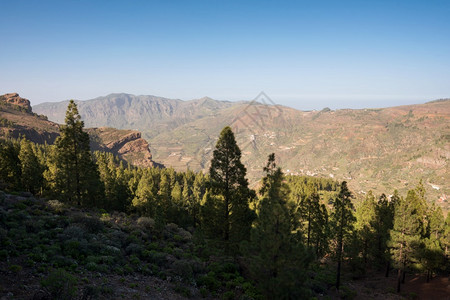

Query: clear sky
left=1, top=0, right=449, bottom=109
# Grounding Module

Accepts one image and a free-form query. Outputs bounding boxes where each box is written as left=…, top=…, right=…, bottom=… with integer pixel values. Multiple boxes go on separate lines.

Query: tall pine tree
left=208, top=126, right=255, bottom=249
left=331, top=181, right=355, bottom=289
left=49, top=100, right=103, bottom=206
left=18, top=138, right=43, bottom=194
left=247, top=153, right=311, bottom=299
left=389, top=190, right=423, bottom=292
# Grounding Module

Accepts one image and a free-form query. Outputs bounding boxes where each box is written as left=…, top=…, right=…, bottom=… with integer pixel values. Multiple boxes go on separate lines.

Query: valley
left=34, top=94, right=450, bottom=209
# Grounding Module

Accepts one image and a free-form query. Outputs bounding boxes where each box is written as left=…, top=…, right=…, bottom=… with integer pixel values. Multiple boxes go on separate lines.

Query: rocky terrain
left=87, top=127, right=163, bottom=168
left=34, top=94, right=450, bottom=211
left=0, top=93, right=160, bottom=168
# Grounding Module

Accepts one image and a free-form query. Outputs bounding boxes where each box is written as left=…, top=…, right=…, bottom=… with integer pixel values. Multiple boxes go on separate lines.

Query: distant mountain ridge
left=35, top=93, right=241, bottom=138
left=33, top=93, right=450, bottom=210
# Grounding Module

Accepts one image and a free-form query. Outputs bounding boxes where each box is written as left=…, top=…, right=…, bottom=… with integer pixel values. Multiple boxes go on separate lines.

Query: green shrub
left=174, top=285, right=191, bottom=297
left=197, top=273, right=220, bottom=292
left=47, top=200, right=65, bottom=212
left=126, top=243, right=143, bottom=256
left=339, top=285, right=357, bottom=300
left=71, top=213, right=103, bottom=233
left=200, top=287, right=208, bottom=298
left=0, top=249, right=8, bottom=261
left=86, top=262, right=99, bottom=271
left=83, top=217, right=104, bottom=233
left=63, top=240, right=82, bottom=259
left=81, top=285, right=100, bottom=299
left=52, top=255, right=77, bottom=269
left=63, top=225, right=86, bottom=240
left=171, top=259, right=193, bottom=279
left=129, top=254, right=141, bottom=266
left=145, top=250, right=166, bottom=266
left=137, top=217, right=155, bottom=230
left=222, top=291, right=235, bottom=300
left=9, top=264, right=22, bottom=273
left=41, top=269, right=77, bottom=300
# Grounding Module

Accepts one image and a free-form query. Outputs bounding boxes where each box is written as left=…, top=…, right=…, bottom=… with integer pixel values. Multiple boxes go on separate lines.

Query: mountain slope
left=0, top=93, right=160, bottom=168
left=34, top=93, right=241, bottom=138
left=34, top=93, right=450, bottom=209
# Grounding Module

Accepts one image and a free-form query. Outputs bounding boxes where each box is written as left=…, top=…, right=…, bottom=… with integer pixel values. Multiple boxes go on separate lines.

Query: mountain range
left=33, top=93, right=450, bottom=210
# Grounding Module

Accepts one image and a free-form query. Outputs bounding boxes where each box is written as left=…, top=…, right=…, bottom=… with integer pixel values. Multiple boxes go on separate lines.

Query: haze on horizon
left=1, top=0, right=449, bottom=110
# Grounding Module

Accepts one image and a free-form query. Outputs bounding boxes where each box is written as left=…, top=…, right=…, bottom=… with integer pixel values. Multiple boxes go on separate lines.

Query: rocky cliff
left=0, top=93, right=161, bottom=168
left=87, top=127, right=163, bottom=168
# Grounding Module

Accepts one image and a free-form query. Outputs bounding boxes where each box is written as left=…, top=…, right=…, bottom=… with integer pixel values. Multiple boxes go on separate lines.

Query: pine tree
left=330, top=181, right=356, bottom=289
left=445, top=213, right=450, bottom=258
left=247, top=153, right=311, bottom=299
left=419, top=203, right=445, bottom=282
left=389, top=190, right=423, bottom=292
left=355, top=190, right=377, bottom=271
left=415, top=180, right=428, bottom=237
left=50, top=100, right=103, bottom=206
left=200, top=189, right=224, bottom=238
left=0, top=139, right=21, bottom=190
left=373, top=193, right=395, bottom=276
left=18, top=139, right=43, bottom=194
left=208, top=126, right=255, bottom=248
left=132, top=170, right=157, bottom=215
left=95, top=152, right=130, bottom=211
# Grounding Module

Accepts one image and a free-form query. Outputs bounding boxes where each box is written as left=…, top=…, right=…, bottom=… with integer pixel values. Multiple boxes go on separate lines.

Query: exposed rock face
left=1, top=93, right=32, bottom=112
left=87, top=127, right=162, bottom=168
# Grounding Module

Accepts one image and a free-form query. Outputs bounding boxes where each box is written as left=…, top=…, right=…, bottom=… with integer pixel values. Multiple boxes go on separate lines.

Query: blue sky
left=1, top=0, right=449, bottom=109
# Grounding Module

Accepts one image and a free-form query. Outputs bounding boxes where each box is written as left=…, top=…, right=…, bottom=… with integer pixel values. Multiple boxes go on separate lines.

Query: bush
left=41, top=269, right=78, bottom=300
left=62, top=225, right=86, bottom=240
left=137, top=217, right=155, bottom=230
left=47, top=200, right=65, bottom=212
left=0, top=249, right=8, bottom=261
left=339, top=285, right=357, bottom=300
left=222, top=291, right=235, bottom=300
left=125, top=243, right=143, bottom=256
left=174, top=285, right=191, bottom=297
left=197, top=273, right=220, bottom=292
left=82, top=216, right=104, bottom=233
left=171, top=259, right=193, bottom=279
left=9, top=264, right=22, bottom=273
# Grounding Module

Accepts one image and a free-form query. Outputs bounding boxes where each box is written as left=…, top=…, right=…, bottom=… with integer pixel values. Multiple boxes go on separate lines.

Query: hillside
left=34, top=94, right=450, bottom=209
left=0, top=93, right=160, bottom=168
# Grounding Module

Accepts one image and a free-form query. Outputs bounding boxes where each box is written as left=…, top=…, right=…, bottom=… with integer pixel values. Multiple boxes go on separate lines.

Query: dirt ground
left=348, top=271, right=449, bottom=300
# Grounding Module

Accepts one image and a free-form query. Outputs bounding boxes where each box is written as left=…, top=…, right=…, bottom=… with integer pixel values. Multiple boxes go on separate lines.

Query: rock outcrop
left=87, top=127, right=162, bottom=168
left=1, top=93, right=32, bottom=112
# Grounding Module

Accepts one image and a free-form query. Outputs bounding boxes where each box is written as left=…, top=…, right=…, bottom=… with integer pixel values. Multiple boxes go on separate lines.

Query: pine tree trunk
left=336, top=210, right=344, bottom=290
left=316, top=237, right=320, bottom=257
left=396, top=268, right=402, bottom=293
left=307, top=209, right=311, bottom=248
left=385, top=260, right=390, bottom=277
left=224, top=169, right=229, bottom=243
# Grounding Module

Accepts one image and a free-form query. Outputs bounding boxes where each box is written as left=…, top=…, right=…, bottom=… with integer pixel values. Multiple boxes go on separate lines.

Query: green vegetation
left=0, top=101, right=449, bottom=298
